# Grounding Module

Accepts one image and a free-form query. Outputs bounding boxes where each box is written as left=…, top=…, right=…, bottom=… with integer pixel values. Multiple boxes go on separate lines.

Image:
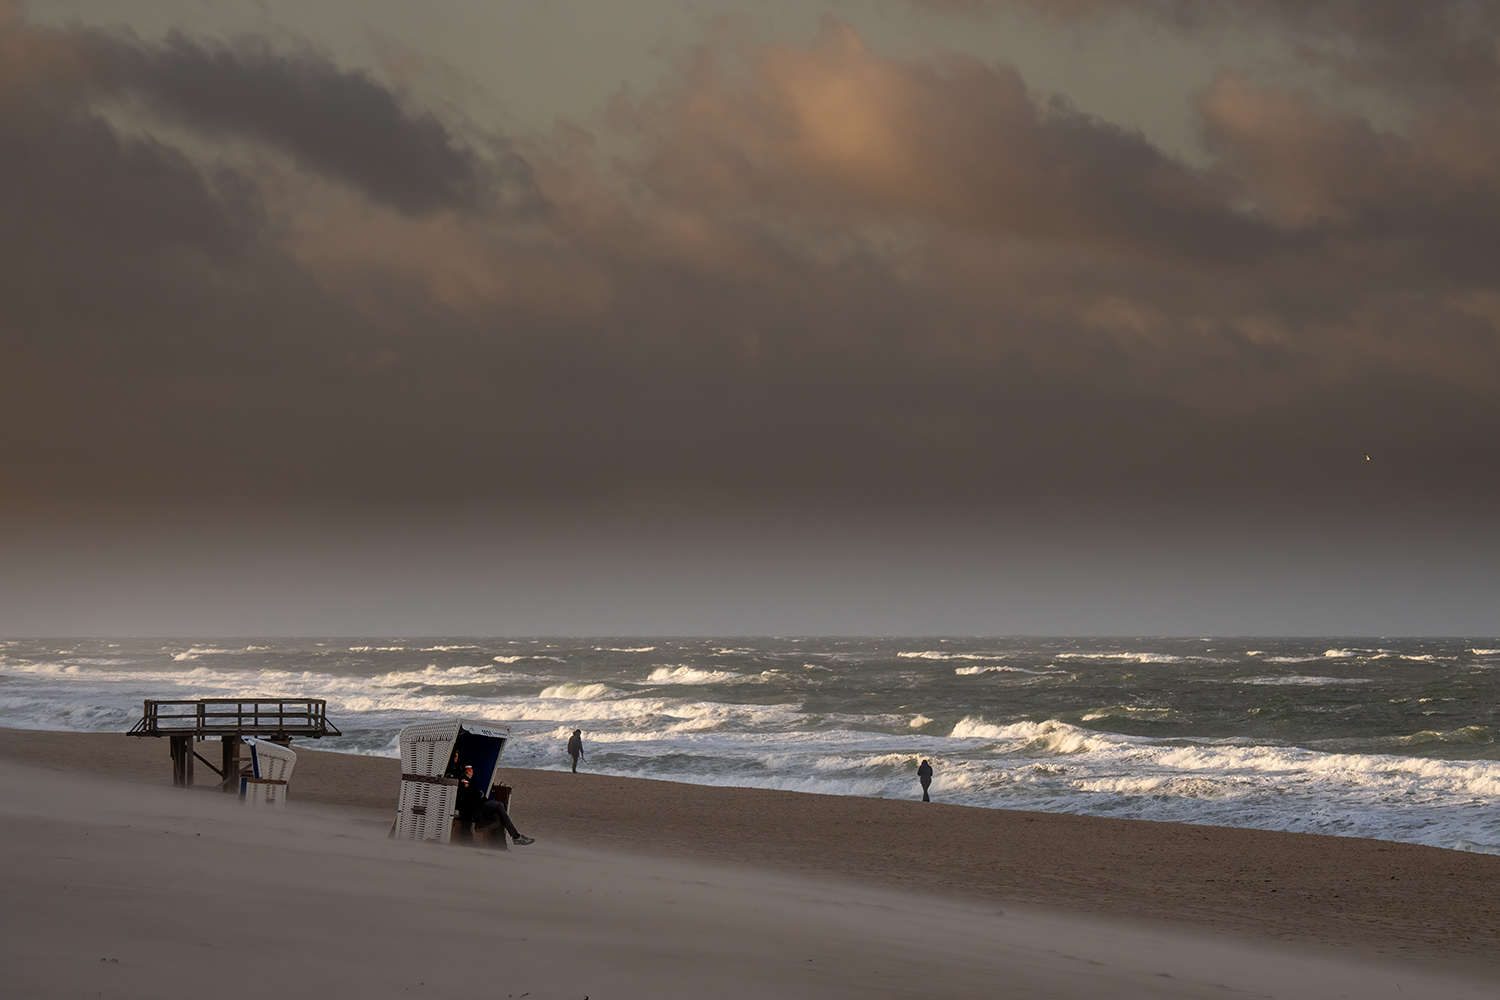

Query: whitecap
left=537, top=682, right=619, bottom=700
left=949, top=717, right=1119, bottom=755
left=1240, top=676, right=1373, bottom=687
left=171, top=647, right=241, bottom=661
left=954, top=665, right=1041, bottom=676
left=366, top=665, right=503, bottom=687
left=645, top=666, right=742, bottom=685
left=1053, top=652, right=1184, bottom=664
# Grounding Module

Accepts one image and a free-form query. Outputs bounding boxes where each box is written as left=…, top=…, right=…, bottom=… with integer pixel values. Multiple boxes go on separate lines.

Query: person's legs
left=476, top=799, right=524, bottom=841
left=920, top=777, right=931, bottom=802
left=570, top=752, right=578, bottom=773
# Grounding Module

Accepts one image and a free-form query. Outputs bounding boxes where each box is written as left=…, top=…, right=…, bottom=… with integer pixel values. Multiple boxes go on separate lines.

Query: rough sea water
left=3, top=637, right=1499, bottom=852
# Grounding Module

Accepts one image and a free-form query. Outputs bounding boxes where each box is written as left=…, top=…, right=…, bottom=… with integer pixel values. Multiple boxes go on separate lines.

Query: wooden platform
left=127, top=698, right=341, bottom=790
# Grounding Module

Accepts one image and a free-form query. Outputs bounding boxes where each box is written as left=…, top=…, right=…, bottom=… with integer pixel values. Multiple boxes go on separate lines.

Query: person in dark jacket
left=457, top=764, right=535, bottom=845
left=917, top=759, right=933, bottom=802
left=567, top=729, right=584, bottom=773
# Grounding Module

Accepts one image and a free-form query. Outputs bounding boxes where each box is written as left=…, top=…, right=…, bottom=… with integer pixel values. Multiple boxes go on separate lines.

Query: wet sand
left=1, top=726, right=1497, bottom=998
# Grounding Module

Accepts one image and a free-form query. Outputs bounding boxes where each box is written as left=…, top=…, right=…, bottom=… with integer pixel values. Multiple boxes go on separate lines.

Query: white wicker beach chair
left=393, top=719, right=510, bottom=844
left=239, top=737, right=296, bottom=809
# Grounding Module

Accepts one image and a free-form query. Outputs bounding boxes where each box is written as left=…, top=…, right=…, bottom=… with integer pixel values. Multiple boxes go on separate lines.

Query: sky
left=1, top=0, right=1497, bottom=636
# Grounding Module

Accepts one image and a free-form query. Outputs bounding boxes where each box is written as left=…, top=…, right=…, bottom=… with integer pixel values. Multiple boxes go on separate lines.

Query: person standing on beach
left=917, top=759, right=933, bottom=802
left=567, top=729, right=584, bottom=773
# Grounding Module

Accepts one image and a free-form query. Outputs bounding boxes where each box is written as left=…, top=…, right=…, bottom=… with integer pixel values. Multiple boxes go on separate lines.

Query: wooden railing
left=128, top=698, right=342, bottom=738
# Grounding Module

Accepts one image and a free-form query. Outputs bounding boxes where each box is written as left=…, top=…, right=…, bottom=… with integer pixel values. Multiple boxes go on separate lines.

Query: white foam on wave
left=1152, top=742, right=1500, bottom=798
left=1240, top=676, right=1373, bottom=687
left=944, top=717, right=1500, bottom=799
left=1332, top=726, right=1494, bottom=752
left=321, top=690, right=803, bottom=733
left=1081, top=706, right=1176, bottom=722
left=910, top=715, right=933, bottom=728
left=538, top=682, right=620, bottom=700
left=645, top=666, right=743, bottom=685
left=367, top=665, right=516, bottom=688
left=1472, top=649, right=1500, bottom=656
left=3, top=662, right=86, bottom=676
left=420, top=644, right=479, bottom=652
left=508, top=699, right=807, bottom=736
left=954, top=665, right=1041, bottom=676
left=899, top=651, right=1008, bottom=662
left=949, top=717, right=1121, bottom=754
left=600, top=646, right=657, bottom=653
left=1053, top=652, right=1184, bottom=664
left=1323, top=648, right=1359, bottom=659
left=4, top=661, right=228, bottom=682
left=171, top=647, right=242, bottom=661
left=1073, top=774, right=1241, bottom=799
left=0, top=659, right=557, bottom=729
left=940, top=721, right=1500, bottom=802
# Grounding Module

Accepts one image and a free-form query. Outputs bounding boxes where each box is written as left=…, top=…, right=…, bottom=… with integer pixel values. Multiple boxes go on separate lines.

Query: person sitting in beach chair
left=455, top=764, right=535, bottom=846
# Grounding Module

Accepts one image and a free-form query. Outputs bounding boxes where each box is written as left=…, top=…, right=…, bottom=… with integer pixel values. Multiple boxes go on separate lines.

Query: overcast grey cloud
left=1, top=2, right=1496, bottom=633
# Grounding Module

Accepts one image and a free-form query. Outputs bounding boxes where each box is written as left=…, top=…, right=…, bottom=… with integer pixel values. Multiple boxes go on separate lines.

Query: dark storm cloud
left=104, top=30, right=548, bottom=218
left=98, top=32, right=490, bottom=214
left=924, top=0, right=1500, bottom=100
left=0, top=6, right=1497, bottom=530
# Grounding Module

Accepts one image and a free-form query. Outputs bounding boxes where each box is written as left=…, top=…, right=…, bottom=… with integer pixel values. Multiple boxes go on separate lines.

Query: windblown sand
left=1, top=726, right=1496, bottom=998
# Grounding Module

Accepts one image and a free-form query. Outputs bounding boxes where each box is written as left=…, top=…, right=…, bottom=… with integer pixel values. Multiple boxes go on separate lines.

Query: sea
left=3, top=636, right=1499, bottom=853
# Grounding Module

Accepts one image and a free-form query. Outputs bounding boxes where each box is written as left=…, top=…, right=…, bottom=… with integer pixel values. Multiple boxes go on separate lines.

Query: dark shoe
left=512, top=835, right=535, bottom=846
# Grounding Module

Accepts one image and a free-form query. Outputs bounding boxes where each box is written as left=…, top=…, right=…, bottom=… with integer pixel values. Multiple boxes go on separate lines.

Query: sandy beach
left=1, top=726, right=1497, bottom=998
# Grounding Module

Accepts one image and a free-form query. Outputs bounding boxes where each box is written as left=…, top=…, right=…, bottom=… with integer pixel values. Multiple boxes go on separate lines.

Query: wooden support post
left=221, top=735, right=242, bottom=793
left=169, top=734, right=194, bottom=787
